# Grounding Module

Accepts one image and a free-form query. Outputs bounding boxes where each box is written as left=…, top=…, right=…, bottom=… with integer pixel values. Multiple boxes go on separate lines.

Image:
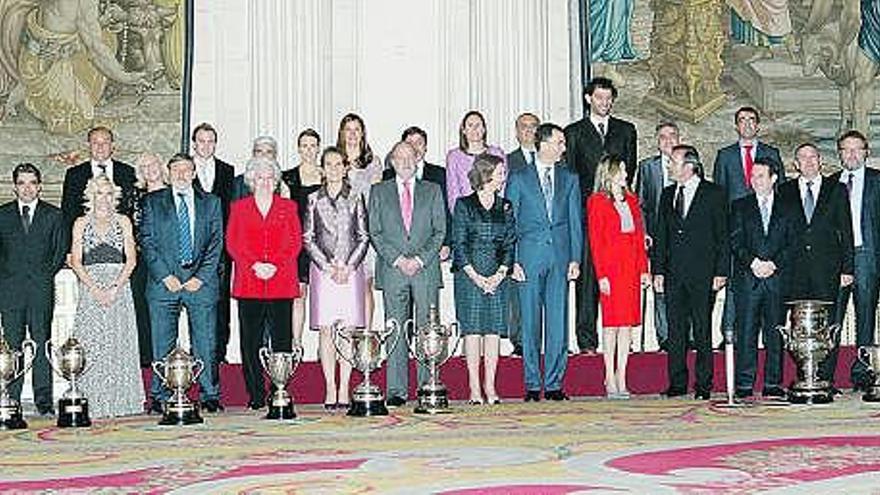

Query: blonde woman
left=69, top=175, right=144, bottom=418
left=586, top=156, right=649, bottom=399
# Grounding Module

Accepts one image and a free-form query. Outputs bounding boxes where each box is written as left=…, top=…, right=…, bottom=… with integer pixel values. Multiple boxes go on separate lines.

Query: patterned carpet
left=3, top=394, right=880, bottom=494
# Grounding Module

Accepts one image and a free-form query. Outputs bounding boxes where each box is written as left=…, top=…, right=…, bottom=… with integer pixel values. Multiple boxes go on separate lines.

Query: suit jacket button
left=677, top=229, right=683, bottom=234
left=805, top=245, right=812, bottom=251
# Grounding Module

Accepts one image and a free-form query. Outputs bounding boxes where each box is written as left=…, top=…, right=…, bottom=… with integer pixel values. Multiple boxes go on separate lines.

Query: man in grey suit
left=636, top=122, right=680, bottom=351
left=369, top=142, right=446, bottom=407
left=505, top=112, right=540, bottom=357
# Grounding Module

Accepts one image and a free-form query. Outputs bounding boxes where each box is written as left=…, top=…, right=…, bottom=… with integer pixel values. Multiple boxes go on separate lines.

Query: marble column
left=644, top=0, right=726, bottom=123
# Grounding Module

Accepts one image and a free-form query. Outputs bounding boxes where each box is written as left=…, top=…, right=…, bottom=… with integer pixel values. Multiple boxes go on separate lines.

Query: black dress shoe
left=524, top=390, right=541, bottom=402
left=148, top=400, right=164, bottom=415
left=762, top=386, right=786, bottom=399
left=386, top=396, right=406, bottom=407
left=657, top=340, right=669, bottom=352
left=544, top=390, right=570, bottom=401
left=511, top=344, right=523, bottom=357
left=247, top=400, right=266, bottom=411
left=202, top=399, right=224, bottom=413
left=694, top=390, right=711, bottom=400
left=662, top=387, right=687, bottom=398
left=36, top=405, right=55, bottom=417
left=734, top=389, right=752, bottom=400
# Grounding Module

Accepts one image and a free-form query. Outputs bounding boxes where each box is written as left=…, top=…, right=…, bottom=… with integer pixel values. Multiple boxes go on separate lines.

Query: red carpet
left=144, top=347, right=858, bottom=405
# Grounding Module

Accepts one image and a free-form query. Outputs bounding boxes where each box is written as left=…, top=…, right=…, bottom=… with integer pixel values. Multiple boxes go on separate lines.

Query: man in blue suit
left=713, top=106, right=783, bottom=346
left=141, top=153, right=224, bottom=414
left=828, top=130, right=880, bottom=390
left=507, top=123, right=583, bottom=402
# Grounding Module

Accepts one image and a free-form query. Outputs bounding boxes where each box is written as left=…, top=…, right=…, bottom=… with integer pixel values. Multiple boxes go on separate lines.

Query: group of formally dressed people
left=2, top=75, right=874, bottom=420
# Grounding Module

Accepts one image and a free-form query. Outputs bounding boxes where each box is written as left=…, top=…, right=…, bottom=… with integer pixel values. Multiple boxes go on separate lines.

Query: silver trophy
left=259, top=346, right=303, bottom=419
left=408, top=305, right=459, bottom=414
left=858, top=346, right=880, bottom=402
left=152, top=346, right=204, bottom=425
left=777, top=300, right=840, bottom=404
left=46, top=338, right=91, bottom=427
left=0, top=333, right=35, bottom=429
left=335, top=319, right=403, bottom=416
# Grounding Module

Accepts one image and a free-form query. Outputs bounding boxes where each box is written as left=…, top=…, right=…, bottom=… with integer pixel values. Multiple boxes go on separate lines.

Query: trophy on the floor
left=858, top=345, right=880, bottom=402
left=259, top=345, right=303, bottom=420
left=408, top=305, right=459, bottom=414
left=777, top=300, right=839, bottom=404
left=0, top=332, right=35, bottom=430
left=152, top=346, right=204, bottom=425
left=335, top=319, right=404, bottom=417
left=46, top=337, right=91, bottom=428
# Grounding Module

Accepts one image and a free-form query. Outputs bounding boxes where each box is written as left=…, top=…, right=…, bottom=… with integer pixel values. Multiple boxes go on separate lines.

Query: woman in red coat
left=587, top=156, right=649, bottom=399
left=227, top=156, right=302, bottom=410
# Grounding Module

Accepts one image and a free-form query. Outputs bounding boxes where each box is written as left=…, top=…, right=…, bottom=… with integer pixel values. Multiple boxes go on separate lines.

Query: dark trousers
left=574, top=238, right=599, bottom=351
left=507, top=284, right=522, bottom=347
left=2, top=301, right=54, bottom=409
left=666, top=277, right=715, bottom=393
left=653, top=290, right=669, bottom=346
left=828, top=249, right=878, bottom=386
left=131, top=255, right=152, bottom=367
left=215, top=257, right=232, bottom=364
left=734, top=278, right=785, bottom=392
left=237, top=299, right=293, bottom=405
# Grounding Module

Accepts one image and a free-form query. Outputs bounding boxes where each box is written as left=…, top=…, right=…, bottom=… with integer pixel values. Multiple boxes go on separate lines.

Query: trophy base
left=159, top=404, right=204, bottom=426
left=788, top=388, right=834, bottom=405
left=347, top=399, right=388, bottom=417
left=862, top=387, right=880, bottom=402
left=57, top=398, right=91, bottom=428
left=414, top=387, right=451, bottom=414
left=265, top=402, right=296, bottom=420
left=0, top=406, right=27, bottom=430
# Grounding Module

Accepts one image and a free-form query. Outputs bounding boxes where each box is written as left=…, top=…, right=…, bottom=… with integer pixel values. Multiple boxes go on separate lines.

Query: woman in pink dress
left=303, top=146, right=370, bottom=410
left=446, top=110, right=507, bottom=212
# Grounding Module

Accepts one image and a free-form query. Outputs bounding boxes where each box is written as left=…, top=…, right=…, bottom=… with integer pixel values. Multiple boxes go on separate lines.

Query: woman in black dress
left=451, top=154, right=515, bottom=405
left=281, top=129, right=323, bottom=346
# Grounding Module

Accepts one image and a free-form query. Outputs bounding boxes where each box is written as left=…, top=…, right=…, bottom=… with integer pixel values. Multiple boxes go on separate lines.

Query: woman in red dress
left=587, top=156, right=649, bottom=399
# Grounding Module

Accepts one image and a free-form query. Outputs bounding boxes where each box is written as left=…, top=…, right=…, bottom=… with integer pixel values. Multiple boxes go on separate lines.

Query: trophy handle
left=152, top=361, right=168, bottom=386
left=859, top=346, right=872, bottom=368
left=192, top=358, right=205, bottom=380
left=14, top=337, right=37, bottom=382
left=406, top=321, right=421, bottom=361
left=44, top=341, right=64, bottom=378
left=827, top=323, right=841, bottom=344
left=382, top=318, right=406, bottom=356
left=290, top=345, right=304, bottom=375
left=444, top=322, right=462, bottom=366
left=332, top=321, right=356, bottom=368
left=259, top=346, right=272, bottom=373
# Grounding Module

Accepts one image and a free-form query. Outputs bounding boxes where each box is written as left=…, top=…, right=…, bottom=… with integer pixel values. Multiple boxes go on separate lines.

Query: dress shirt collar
left=17, top=198, right=37, bottom=217
left=90, top=159, right=113, bottom=179
left=589, top=114, right=610, bottom=134
left=840, top=166, right=865, bottom=183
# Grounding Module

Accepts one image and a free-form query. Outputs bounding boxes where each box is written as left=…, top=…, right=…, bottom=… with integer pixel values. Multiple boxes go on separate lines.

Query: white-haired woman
left=69, top=174, right=144, bottom=418
left=226, top=157, right=302, bottom=410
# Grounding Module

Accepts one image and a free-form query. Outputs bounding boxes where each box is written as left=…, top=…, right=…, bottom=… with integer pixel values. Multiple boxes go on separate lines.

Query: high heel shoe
left=467, top=397, right=485, bottom=405
left=486, top=396, right=502, bottom=405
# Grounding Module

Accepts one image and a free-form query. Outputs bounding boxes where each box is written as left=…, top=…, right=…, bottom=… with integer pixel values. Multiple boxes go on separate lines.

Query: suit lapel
left=527, top=164, right=551, bottom=222
left=552, top=165, right=565, bottom=221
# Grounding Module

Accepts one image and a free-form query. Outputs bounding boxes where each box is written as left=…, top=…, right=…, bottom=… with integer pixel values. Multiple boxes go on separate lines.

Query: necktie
left=542, top=167, right=554, bottom=221
left=21, top=205, right=30, bottom=234
left=847, top=172, right=854, bottom=199
left=529, top=150, right=536, bottom=166
left=759, top=197, right=770, bottom=234
left=401, top=180, right=413, bottom=233
left=804, top=181, right=815, bottom=223
left=597, top=122, right=606, bottom=143
left=98, top=163, right=107, bottom=176
left=177, top=193, right=193, bottom=265
left=674, top=185, right=685, bottom=218
left=743, top=144, right=754, bottom=188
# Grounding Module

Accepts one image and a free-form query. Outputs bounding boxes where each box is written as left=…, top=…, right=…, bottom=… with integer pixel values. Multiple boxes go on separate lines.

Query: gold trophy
left=259, top=345, right=303, bottom=419
left=152, top=347, right=204, bottom=425
left=335, top=319, right=403, bottom=417
left=408, top=305, right=459, bottom=414
left=777, top=300, right=840, bottom=404
left=0, top=333, right=35, bottom=430
left=858, top=346, right=880, bottom=402
left=46, top=338, right=91, bottom=428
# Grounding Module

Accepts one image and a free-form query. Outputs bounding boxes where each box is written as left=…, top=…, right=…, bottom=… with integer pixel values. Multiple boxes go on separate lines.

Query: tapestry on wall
left=0, top=0, right=191, bottom=203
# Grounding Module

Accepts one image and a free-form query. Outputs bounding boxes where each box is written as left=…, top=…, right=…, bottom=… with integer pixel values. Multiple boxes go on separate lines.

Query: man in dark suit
left=713, top=107, right=784, bottom=345
left=507, top=123, right=583, bottom=401
left=505, top=112, right=541, bottom=357
left=141, top=153, right=224, bottom=414
left=61, top=126, right=137, bottom=232
left=653, top=145, right=728, bottom=400
left=730, top=160, right=793, bottom=399
left=191, top=122, right=235, bottom=364
left=371, top=141, right=446, bottom=407
left=564, top=77, right=637, bottom=354
left=827, top=131, right=879, bottom=390
left=232, top=136, right=278, bottom=201
left=636, top=122, right=680, bottom=350
left=0, top=163, right=67, bottom=415
left=778, top=142, right=854, bottom=387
